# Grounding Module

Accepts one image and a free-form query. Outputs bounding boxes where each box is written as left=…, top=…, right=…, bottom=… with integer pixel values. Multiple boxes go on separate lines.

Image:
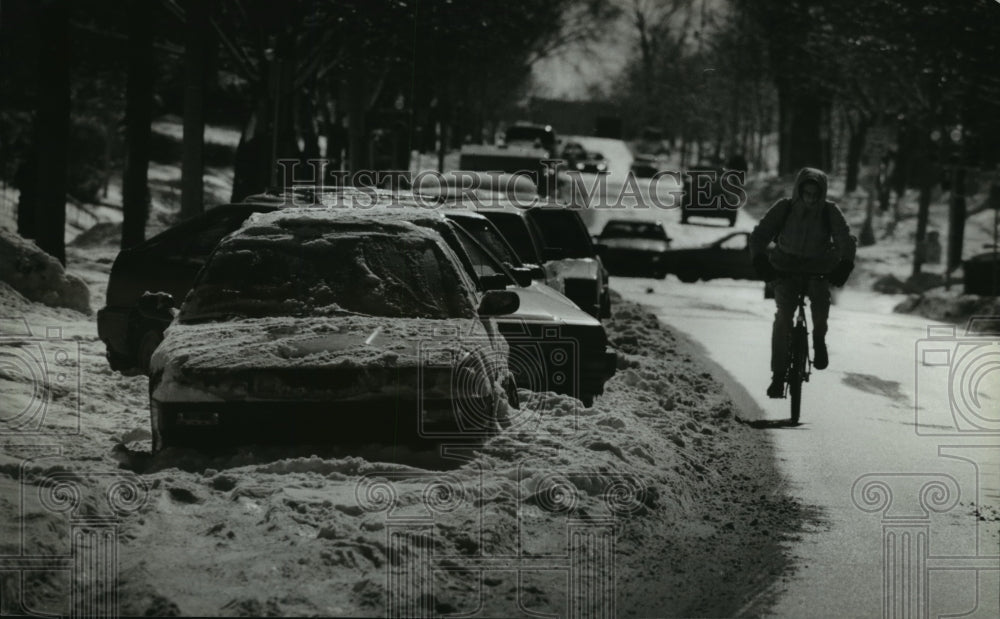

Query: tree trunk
left=122, top=0, right=154, bottom=249
left=844, top=117, right=869, bottom=193
left=180, top=0, right=209, bottom=220
left=33, top=0, right=70, bottom=263
left=911, top=159, right=934, bottom=277
left=946, top=165, right=966, bottom=274
left=346, top=67, right=368, bottom=176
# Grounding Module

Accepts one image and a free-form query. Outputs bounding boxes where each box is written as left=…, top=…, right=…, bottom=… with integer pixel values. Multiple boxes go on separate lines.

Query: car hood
left=504, top=282, right=600, bottom=326
left=150, top=315, right=505, bottom=402
left=599, top=238, right=669, bottom=252
left=153, top=315, right=493, bottom=373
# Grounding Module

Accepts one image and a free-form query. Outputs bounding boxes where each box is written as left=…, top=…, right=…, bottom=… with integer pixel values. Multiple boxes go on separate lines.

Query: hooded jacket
left=749, top=168, right=856, bottom=273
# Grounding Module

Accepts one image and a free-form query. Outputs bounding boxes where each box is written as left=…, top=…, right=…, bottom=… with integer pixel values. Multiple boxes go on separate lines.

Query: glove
left=753, top=254, right=777, bottom=282
left=828, top=259, right=854, bottom=287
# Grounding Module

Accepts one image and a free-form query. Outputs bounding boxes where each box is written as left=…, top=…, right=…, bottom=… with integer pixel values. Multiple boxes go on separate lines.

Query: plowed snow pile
left=0, top=248, right=808, bottom=617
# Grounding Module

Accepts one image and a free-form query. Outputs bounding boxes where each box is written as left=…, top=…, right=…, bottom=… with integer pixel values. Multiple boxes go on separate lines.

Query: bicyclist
left=750, top=167, right=857, bottom=398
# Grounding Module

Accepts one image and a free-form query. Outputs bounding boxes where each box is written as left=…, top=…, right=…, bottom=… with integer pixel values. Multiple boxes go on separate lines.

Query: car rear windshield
left=180, top=232, right=475, bottom=322
left=527, top=209, right=594, bottom=259
left=600, top=221, right=667, bottom=240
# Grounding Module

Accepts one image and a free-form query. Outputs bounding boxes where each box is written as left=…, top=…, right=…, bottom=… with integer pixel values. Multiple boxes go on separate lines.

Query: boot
left=767, top=372, right=784, bottom=398
left=813, top=334, right=828, bottom=370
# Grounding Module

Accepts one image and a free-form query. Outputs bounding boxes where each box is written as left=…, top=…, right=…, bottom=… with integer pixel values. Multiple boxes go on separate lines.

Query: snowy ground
left=1, top=125, right=997, bottom=616
left=0, top=139, right=816, bottom=616
left=0, top=244, right=810, bottom=615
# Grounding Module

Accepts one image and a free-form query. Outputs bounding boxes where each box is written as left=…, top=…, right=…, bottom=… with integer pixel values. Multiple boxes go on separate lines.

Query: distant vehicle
left=459, top=123, right=559, bottom=197
left=660, top=231, right=760, bottom=283
left=630, top=155, right=660, bottom=178
left=97, top=203, right=278, bottom=374
left=575, top=151, right=608, bottom=174
left=633, top=126, right=671, bottom=157
left=594, top=219, right=673, bottom=279
left=148, top=210, right=521, bottom=451
left=560, top=141, right=587, bottom=165
left=680, top=165, right=741, bottom=227
left=501, top=122, right=557, bottom=157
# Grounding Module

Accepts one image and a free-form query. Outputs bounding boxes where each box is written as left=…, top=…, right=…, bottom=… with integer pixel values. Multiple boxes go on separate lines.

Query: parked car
left=594, top=219, right=673, bottom=278
left=442, top=210, right=616, bottom=405
left=253, top=189, right=618, bottom=406
left=680, top=165, right=741, bottom=227
left=660, top=231, right=759, bottom=283
left=148, top=210, right=521, bottom=451
left=97, top=203, right=279, bottom=374
left=525, top=206, right=612, bottom=320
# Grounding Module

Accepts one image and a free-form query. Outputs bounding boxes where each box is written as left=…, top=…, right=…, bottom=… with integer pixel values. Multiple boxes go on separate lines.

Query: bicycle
left=774, top=273, right=823, bottom=424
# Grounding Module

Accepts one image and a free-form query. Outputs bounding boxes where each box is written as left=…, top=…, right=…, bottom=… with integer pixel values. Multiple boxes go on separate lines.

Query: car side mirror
left=509, top=266, right=534, bottom=287
left=479, top=273, right=510, bottom=291
left=478, top=290, right=520, bottom=316
left=543, top=246, right=565, bottom=261
left=137, top=291, right=177, bottom=321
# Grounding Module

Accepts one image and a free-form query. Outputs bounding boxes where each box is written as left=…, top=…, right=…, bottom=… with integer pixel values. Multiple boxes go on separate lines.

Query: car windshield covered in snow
left=179, top=227, right=476, bottom=322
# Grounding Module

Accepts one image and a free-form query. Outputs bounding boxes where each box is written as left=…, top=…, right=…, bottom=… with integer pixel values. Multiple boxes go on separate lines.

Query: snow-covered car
left=660, top=231, right=760, bottom=283
left=97, top=203, right=279, bottom=374
left=270, top=192, right=616, bottom=406
left=594, top=219, right=673, bottom=279
left=148, top=211, right=521, bottom=451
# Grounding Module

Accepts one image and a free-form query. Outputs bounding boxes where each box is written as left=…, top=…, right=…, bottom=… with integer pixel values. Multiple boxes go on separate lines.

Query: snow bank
left=0, top=229, right=90, bottom=314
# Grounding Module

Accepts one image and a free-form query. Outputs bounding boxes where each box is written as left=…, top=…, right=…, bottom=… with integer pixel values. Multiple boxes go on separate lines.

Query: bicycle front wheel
left=789, top=325, right=808, bottom=424
left=789, top=376, right=802, bottom=423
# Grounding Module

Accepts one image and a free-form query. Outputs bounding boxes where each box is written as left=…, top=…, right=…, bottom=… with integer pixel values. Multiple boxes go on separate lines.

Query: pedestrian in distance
left=750, top=167, right=857, bottom=398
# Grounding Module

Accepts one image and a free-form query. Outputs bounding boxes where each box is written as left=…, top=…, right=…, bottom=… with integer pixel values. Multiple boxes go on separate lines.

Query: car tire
left=136, top=328, right=164, bottom=375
